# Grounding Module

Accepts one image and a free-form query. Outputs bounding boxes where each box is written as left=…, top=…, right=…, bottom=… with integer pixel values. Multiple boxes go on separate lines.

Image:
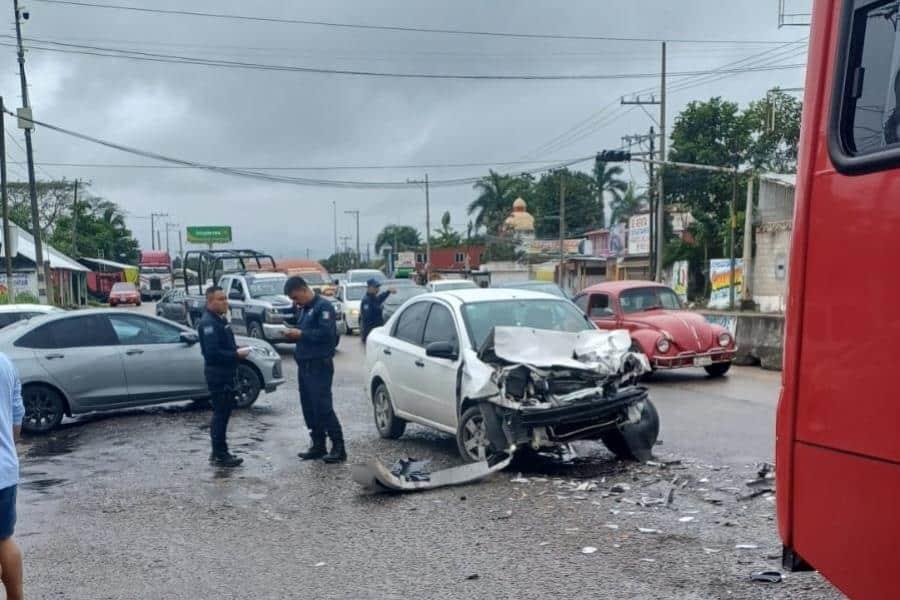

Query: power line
left=0, top=37, right=807, bottom=81
left=2, top=109, right=594, bottom=188
left=31, top=0, right=798, bottom=45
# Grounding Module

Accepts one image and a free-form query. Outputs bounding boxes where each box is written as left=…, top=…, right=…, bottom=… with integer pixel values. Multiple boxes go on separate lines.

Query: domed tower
left=504, top=197, right=535, bottom=235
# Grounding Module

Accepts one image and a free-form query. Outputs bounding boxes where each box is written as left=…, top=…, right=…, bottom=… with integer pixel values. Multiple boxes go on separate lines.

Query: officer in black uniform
left=283, top=277, right=346, bottom=463
left=198, top=285, right=250, bottom=468
left=359, top=279, right=395, bottom=342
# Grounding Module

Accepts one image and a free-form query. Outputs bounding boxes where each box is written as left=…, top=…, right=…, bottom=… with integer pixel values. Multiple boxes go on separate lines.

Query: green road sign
left=186, top=226, right=232, bottom=244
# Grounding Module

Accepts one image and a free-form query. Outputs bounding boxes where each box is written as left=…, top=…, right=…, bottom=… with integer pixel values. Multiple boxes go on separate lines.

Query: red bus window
left=832, top=0, right=900, bottom=171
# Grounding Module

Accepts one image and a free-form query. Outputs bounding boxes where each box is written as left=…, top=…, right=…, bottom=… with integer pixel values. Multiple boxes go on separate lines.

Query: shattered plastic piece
left=315, top=562, right=326, bottom=568
left=539, top=542, right=551, bottom=546
left=581, top=546, right=598, bottom=555
left=750, top=571, right=783, bottom=584
left=496, top=510, right=513, bottom=520
left=703, top=548, right=721, bottom=554
left=389, top=458, right=432, bottom=482
left=610, top=483, right=631, bottom=493
left=735, top=544, right=759, bottom=550
left=638, top=528, right=660, bottom=534
left=678, top=516, right=695, bottom=523
left=466, top=574, right=480, bottom=581
left=640, top=558, right=657, bottom=563
left=574, top=482, right=597, bottom=492
left=603, top=523, right=619, bottom=530
left=510, top=475, right=531, bottom=484
left=351, top=452, right=514, bottom=493
left=739, top=489, right=774, bottom=501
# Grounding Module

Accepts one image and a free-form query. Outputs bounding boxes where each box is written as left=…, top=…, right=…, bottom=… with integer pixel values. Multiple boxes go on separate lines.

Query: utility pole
left=648, top=127, right=656, bottom=277
left=0, top=98, right=13, bottom=302
left=741, top=175, right=755, bottom=307
left=558, top=173, right=566, bottom=289
left=71, top=179, right=79, bottom=257
left=165, top=222, right=179, bottom=255
left=407, top=175, right=432, bottom=273
left=177, top=229, right=184, bottom=260
left=729, top=166, right=738, bottom=310
left=332, top=200, right=338, bottom=256
left=656, top=41, right=667, bottom=282
left=14, top=0, right=47, bottom=303
left=344, top=210, right=360, bottom=267
left=150, top=211, right=168, bottom=250
left=156, top=230, right=162, bottom=252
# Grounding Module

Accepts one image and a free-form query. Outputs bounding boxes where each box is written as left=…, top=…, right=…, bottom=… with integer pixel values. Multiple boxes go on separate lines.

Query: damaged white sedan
left=365, top=289, right=659, bottom=463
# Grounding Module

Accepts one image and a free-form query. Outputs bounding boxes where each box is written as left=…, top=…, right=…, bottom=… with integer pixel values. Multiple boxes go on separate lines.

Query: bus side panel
left=794, top=442, right=900, bottom=600
left=776, top=0, right=837, bottom=545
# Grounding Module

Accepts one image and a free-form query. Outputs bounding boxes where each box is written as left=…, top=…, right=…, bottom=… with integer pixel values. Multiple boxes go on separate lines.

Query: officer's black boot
left=323, top=441, right=347, bottom=464
left=210, top=446, right=243, bottom=468
left=298, top=434, right=327, bottom=460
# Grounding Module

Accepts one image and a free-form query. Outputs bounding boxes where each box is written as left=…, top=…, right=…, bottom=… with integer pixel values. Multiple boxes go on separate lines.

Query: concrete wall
left=752, top=223, right=792, bottom=313
left=699, top=310, right=785, bottom=370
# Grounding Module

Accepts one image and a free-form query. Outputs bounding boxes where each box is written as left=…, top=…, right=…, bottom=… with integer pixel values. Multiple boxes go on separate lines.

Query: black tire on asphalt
left=234, top=363, right=262, bottom=409
left=705, top=362, right=732, bottom=377
left=248, top=321, right=264, bottom=340
left=22, top=384, right=65, bottom=434
left=600, top=398, right=660, bottom=461
left=456, top=405, right=498, bottom=463
left=372, top=383, right=406, bottom=439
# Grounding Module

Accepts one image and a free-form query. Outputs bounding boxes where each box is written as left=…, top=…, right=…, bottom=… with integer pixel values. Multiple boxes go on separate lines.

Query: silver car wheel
left=460, top=412, right=490, bottom=462
left=374, top=388, right=391, bottom=432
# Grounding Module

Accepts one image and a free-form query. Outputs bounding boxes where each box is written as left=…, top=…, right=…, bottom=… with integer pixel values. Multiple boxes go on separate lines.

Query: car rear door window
left=422, top=304, right=458, bottom=348
left=110, top=314, right=183, bottom=345
left=393, top=302, right=429, bottom=346
left=15, top=315, right=118, bottom=349
left=588, top=294, right=615, bottom=318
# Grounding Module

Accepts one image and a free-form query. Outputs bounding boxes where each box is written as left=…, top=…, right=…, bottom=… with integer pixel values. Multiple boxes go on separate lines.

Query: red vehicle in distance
left=108, top=282, right=141, bottom=307
left=574, top=281, right=735, bottom=377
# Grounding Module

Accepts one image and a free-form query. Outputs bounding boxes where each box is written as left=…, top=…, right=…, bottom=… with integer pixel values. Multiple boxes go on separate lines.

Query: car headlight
left=718, top=332, right=731, bottom=347
left=265, top=308, right=284, bottom=324
left=251, top=343, right=279, bottom=358
left=656, top=337, right=671, bottom=353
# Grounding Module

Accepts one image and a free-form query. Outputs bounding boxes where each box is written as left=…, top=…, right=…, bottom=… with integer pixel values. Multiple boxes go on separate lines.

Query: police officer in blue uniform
left=198, top=285, right=250, bottom=468
left=360, top=279, right=396, bottom=342
left=283, top=277, right=346, bottom=463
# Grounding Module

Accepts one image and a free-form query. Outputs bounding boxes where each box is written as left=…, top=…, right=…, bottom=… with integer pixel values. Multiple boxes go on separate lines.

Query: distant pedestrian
left=283, top=277, right=346, bottom=463
left=199, top=286, right=250, bottom=468
left=359, top=279, right=396, bottom=342
left=0, top=353, right=24, bottom=600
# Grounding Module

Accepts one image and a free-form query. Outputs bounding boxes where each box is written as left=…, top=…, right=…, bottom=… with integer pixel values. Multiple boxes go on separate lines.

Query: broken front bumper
left=481, top=386, right=649, bottom=448
left=653, top=350, right=735, bottom=369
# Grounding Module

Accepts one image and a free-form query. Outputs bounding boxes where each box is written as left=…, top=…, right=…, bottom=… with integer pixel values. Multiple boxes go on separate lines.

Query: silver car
left=0, top=309, right=286, bottom=433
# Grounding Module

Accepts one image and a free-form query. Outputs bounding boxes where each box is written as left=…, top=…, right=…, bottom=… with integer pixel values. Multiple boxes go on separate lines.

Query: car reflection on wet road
left=14, top=310, right=839, bottom=599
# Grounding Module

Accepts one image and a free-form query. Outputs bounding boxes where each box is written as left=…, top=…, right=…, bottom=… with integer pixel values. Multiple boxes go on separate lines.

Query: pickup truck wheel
left=372, top=383, right=405, bottom=439
left=22, top=385, right=65, bottom=434
left=457, top=405, right=499, bottom=463
left=248, top=321, right=264, bottom=340
left=705, top=362, right=731, bottom=377
left=600, top=399, right=660, bottom=461
left=234, top=363, right=262, bottom=409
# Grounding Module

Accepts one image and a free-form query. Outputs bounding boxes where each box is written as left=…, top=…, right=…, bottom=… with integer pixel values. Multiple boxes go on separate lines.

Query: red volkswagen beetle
left=574, top=281, right=735, bottom=377
left=109, top=282, right=141, bottom=307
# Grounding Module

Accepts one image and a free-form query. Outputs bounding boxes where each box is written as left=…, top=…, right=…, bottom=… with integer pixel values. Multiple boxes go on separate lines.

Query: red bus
left=778, top=0, right=900, bottom=597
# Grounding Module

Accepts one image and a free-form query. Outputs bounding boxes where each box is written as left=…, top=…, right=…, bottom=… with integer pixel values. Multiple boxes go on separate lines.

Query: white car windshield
left=248, top=276, right=287, bottom=298
left=343, top=286, right=366, bottom=301
left=619, top=287, right=682, bottom=314
left=434, top=281, right=476, bottom=291
left=461, top=299, right=593, bottom=349
left=299, top=272, right=328, bottom=285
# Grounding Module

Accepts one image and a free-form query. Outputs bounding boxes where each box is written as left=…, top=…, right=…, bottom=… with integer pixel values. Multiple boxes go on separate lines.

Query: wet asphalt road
left=15, top=305, right=843, bottom=599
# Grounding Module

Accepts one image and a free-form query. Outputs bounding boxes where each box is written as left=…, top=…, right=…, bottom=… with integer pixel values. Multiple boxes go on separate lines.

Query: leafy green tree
left=374, top=225, right=421, bottom=253
left=469, top=170, right=531, bottom=234
left=529, top=169, right=600, bottom=238
left=744, top=88, right=802, bottom=173
left=609, top=183, right=647, bottom=225
left=50, top=195, right=139, bottom=262
left=432, top=211, right=462, bottom=248
left=592, top=159, right=627, bottom=229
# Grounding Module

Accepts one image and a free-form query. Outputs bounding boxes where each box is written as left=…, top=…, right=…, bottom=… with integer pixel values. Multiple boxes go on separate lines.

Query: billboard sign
left=627, top=213, right=651, bottom=255
left=708, top=259, right=743, bottom=309
left=186, top=226, right=232, bottom=244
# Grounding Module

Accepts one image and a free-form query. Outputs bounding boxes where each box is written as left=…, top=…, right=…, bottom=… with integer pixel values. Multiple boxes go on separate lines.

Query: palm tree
left=593, top=159, right=628, bottom=229
left=609, top=183, right=646, bottom=226
left=469, top=170, right=527, bottom=233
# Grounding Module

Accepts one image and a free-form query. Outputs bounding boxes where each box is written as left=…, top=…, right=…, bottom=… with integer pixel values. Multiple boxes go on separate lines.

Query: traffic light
left=597, top=150, right=632, bottom=162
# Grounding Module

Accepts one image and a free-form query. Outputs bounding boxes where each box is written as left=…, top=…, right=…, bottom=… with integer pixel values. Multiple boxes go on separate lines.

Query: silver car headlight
left=718, top=332, right=731, bottom=347
left=265, top=308, right=284, bottom=324
left=656, top=337, right=671, bottom=353
left=251, top=343, right=279, bottom=359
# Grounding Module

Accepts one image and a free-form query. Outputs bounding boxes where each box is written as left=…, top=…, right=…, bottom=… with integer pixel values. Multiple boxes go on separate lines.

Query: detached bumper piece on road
left=352, top=451, right=514, bottom=494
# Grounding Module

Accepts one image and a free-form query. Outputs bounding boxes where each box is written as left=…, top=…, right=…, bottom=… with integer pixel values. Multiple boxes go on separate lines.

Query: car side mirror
left=228, top=291, right=243, bottom=301
left=426, top=341, right=458, bottom=361
left=180, top=331, right=199, bottom=345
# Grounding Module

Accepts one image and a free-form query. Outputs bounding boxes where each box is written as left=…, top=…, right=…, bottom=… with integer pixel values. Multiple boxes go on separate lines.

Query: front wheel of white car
left=372, top=382, right=406, bottom=439
left=600, top=398, right=660, bottom=461
left=456, top=405, right=499, bottom=463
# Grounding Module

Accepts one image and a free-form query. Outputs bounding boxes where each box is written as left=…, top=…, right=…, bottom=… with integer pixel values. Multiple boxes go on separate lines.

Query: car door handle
left=414, top=359, right=425, bottom=368
left=383, top=348, right=392, bottom=355
left=44, top=353, right=64, bottom=360
left=126, top=349, right=144, bottom=356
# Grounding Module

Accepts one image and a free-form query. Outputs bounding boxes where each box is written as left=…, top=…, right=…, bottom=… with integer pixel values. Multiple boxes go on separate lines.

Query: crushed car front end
left=462, top=327, right=659, bottom=461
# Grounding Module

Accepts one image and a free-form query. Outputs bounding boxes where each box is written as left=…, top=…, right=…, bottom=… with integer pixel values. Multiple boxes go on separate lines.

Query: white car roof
left=243, top=272, right=286, bottom=280
left=0, top=304, right=60, bottom=314
left=418, top=288, right=561, bottom=307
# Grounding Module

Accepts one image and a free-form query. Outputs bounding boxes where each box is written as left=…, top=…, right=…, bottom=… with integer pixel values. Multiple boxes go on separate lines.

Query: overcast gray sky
left=1, top=0, right=810, bottom=260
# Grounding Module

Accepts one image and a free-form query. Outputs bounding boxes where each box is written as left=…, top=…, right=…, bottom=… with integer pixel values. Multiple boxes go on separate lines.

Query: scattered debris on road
left=351, top=452, right=514, bottom=493
left=750, top=570, right=783, bottom=584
